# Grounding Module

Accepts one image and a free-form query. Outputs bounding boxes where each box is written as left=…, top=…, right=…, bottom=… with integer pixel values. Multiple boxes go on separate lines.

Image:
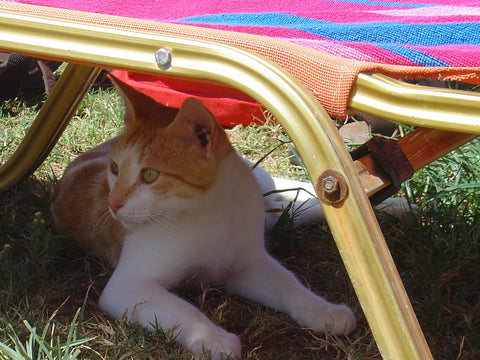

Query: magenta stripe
left=407, top=44, right=480, bottom=66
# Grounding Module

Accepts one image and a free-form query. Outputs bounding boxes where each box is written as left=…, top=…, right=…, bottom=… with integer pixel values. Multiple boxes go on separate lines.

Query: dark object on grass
left=0, top=53, right=61, bottom=99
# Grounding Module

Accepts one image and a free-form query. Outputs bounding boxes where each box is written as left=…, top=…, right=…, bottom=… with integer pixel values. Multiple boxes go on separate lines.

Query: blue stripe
left=177, top=13, right=480, bottom=46
left=379, top=45, right=450, bottom=66
left=316, top=0, right=432, bottom=7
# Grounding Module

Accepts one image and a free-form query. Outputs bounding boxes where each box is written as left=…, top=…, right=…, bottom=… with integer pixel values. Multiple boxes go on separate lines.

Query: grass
left=0, top=308, right=94, bottom=360
left=1, top=83, right=479, bottom=359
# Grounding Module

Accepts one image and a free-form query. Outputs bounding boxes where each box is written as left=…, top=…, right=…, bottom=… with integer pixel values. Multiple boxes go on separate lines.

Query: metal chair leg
left=0, top=63, right=102, bottom=192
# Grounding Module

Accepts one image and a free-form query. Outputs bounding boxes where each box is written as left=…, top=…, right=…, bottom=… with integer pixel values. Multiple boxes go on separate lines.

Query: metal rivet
left=155, top=48, right=172, bottom=70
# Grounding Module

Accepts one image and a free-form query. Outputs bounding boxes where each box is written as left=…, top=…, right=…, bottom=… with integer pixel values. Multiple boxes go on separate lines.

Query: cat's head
left=106, top=75, right=234, bottom=230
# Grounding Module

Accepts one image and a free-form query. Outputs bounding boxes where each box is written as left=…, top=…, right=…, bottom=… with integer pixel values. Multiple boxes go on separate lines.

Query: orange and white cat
left=52, top=77, right=357, bottom=358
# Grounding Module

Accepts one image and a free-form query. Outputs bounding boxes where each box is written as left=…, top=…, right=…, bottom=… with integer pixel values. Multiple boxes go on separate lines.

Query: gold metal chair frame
left=1, top=7, right=479, bottom=360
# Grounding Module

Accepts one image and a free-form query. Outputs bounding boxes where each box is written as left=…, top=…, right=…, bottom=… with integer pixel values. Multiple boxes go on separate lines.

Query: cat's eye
left=141, top=168, right=160, bottom=184
left=110, top=161, right=119, bottom=175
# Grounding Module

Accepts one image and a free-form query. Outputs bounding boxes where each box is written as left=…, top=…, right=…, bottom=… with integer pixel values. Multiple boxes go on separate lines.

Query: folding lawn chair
left=1, top=1, right=479, bottom=359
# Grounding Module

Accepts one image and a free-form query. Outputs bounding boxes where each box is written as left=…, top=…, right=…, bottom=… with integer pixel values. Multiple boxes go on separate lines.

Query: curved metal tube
left=350, top=73, right=480, bottom=134
left=0, top=8, right=433, bottom=360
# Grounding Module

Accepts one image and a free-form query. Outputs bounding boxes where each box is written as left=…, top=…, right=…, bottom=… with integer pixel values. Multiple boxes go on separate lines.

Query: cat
left=51, top=76, right=359, bottom=359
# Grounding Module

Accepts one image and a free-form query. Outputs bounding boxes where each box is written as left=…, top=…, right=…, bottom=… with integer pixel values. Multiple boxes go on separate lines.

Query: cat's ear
left=170, top=98, right=218, bottom=151
left=109, top=74, right=175, bottom=127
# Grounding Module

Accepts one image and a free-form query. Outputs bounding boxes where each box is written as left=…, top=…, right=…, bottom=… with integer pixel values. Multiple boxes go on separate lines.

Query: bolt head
left=322, top=176, right=339, bottom=193
left=155, top=48, right=172, bottom=70
left=316, top=169, right=348, bottom=204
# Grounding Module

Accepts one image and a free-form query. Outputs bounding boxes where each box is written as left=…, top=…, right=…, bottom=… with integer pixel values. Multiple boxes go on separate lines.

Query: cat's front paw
left=185, top=324, right=241, bottom=359
left=323, top=303, right=357, bottom=335
left=297, top=302, right=356, bottom=336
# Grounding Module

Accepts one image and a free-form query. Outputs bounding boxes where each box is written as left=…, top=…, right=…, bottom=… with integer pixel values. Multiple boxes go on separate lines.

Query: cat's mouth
left=109, top=207, right=149, bottom=229
left=108, top=205, right=180, bottom=232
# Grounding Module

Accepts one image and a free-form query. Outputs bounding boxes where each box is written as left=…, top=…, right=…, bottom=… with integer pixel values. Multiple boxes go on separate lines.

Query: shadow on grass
left=0, top=178, right=107, bottom=316
left=1, top=175, right=479, bottom=359
left=0, top=177, right=376, bottom=359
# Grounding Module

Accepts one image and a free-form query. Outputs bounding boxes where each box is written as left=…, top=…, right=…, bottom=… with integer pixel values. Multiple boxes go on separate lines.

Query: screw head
left=155, top=48, right=172, bottom=70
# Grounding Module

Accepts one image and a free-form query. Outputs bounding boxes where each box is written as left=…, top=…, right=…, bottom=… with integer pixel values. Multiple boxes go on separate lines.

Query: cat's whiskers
left=146, top=217, right=172, bottom=234
left=93, top=208, right=113, bottom=233
left=152, top=210, right=182, bottom=226
left=111, top=207, right=180, bottom=233
left=147, top=210, right=182, bottom=233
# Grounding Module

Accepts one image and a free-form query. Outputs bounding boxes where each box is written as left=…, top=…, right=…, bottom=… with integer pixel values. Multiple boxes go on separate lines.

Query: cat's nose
left=109, top=201, right=123, bottom=214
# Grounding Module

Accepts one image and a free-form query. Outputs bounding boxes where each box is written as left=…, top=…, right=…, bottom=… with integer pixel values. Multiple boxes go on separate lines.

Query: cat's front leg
left=99, top=271, right=241, bottom=359
left=226, top=252, right=356, bottom=335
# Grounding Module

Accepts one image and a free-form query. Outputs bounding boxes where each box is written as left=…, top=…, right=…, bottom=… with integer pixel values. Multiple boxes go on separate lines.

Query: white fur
left=99, top=152, right=357, bottom=359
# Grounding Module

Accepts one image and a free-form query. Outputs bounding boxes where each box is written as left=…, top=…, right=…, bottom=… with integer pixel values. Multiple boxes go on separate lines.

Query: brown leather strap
left=351, top=136, right=414, bottom=205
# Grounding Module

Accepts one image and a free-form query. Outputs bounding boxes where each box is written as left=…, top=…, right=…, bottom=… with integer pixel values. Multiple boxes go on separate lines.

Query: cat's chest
left=118, top=215, right=235, bottom=283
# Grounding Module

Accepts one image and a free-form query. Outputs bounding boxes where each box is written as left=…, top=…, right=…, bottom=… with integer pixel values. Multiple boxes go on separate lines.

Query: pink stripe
left=294, top=39, right=418, bottom=65
left=408, top=44, right=480, bottom=67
